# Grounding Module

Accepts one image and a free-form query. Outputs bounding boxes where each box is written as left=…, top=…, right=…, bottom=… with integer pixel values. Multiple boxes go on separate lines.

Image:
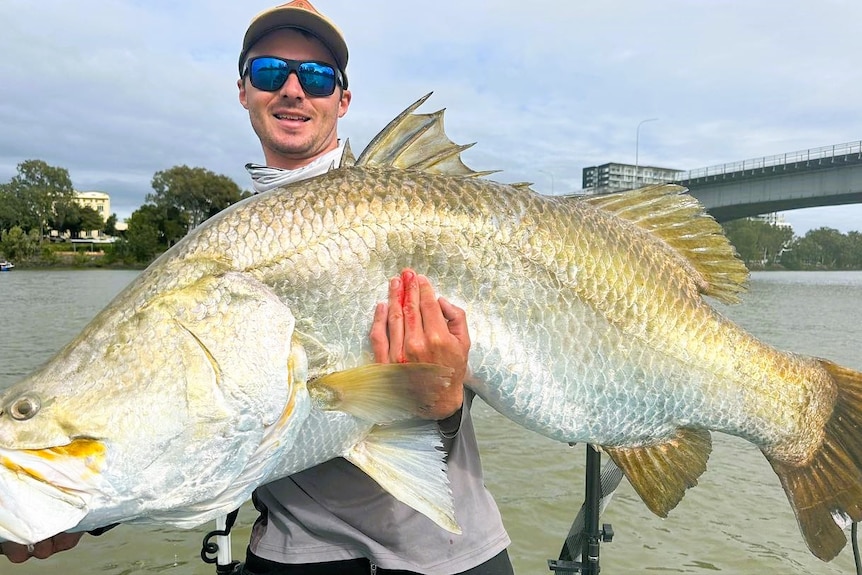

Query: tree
left=121, top=204, right=165, bottom=263
left=722, top=218, right=792, bottom=267
left=5, top=160, right=74, bottom=239
left=104, top=213, right=119, bottom=236
left=148, top=166, right=248, bottom=232
left=0, top=182, right=24, bottom=231
left=781, top=227, right=862, bottom=270
left=78, top=206, right=106, bottom=237
left=0, top=226, right=40, bottom=261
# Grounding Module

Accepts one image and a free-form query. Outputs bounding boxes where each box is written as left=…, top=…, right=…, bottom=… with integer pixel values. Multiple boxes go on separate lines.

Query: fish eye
left=7, top=395, right=41, bottom=421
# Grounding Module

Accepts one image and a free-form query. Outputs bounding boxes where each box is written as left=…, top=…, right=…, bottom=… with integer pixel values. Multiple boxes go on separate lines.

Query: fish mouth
left=0, top=438, right=105, bottom=543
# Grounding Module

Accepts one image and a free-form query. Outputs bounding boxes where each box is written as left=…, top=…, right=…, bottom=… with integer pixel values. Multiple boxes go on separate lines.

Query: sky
left=1, top=0, right=860, bottom=236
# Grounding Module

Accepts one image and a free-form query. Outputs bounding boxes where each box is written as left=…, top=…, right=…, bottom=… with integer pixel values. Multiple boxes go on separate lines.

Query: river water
left=1, top=269, right=861, bottom=574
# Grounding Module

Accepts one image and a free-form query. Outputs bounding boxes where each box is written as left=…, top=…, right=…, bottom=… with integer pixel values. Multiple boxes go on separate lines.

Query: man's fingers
left=1, top=542, right=30, bottom=563
left=51, top=532, right=83, bottom=553
left=369, top=302, right=390, bottom=363
left=439, top=296, right=470, bottom=343
left=416, top=274, right=449, bottom=334
left=387, top=275, right=406, bottom=362
left=0, top=532, right=84, bottom=563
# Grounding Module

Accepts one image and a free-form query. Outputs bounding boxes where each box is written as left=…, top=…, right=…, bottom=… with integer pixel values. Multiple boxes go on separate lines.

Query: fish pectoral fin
left=344, top=421, right=460, bottom=534
left=307, top=363, right=453, bottom=422
left=604, top=427, right=712, bottom=518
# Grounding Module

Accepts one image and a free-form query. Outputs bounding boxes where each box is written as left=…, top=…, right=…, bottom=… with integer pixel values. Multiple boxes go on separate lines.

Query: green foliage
left=0, top=226, right=41, bottom=261
left=122, top=204, right=167, bottom=264
left=781, top=227, right=862, bottom=270
left=721, top=219, right=793, bottom=268
left=104, top=213, right=119, bottom=236
left=50, top=202, right=104, bottom=238
left=1, top=159, right=245, bottom=267
left=148, top=165, right=249, bottom=231
left=3, top=160, right=74, bottom=237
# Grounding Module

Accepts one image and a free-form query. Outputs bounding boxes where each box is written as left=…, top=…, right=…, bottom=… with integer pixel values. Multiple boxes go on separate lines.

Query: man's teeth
left=275, top=114, right=307, bottom=121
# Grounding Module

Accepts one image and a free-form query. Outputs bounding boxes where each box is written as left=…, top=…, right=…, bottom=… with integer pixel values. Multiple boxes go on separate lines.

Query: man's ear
left=238, top=77, right=249, bottom=110
left=338, top=89, right=352, bottom=118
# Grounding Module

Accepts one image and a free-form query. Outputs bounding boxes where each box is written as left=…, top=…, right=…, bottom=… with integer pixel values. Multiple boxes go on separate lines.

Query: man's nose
left=279, top=71, right=305, bottom=97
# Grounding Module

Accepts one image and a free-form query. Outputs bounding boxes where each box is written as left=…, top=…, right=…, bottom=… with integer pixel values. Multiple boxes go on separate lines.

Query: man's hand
left=369, top=269, right=469, bottom=420
left=1, top=532, right=84, bottom=563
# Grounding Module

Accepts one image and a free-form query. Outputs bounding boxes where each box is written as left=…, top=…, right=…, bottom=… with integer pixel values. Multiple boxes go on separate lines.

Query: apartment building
left=582, top=162, right=685, bottom=195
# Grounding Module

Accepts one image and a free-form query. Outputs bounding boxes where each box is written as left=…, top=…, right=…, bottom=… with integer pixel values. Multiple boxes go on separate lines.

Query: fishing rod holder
left=547, top=444, right=614, bottom=574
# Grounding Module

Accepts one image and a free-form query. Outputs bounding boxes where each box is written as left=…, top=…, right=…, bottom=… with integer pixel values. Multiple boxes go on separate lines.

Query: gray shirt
left=249, top=390, right=510, bottom=574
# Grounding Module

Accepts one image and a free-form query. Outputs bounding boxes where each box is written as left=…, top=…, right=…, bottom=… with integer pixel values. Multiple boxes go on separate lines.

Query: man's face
left=238, top=28, right=351, bottom=169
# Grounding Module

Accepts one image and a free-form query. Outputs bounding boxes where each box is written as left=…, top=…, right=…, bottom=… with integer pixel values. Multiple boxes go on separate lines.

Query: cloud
left=1, top=0, right=860, bottom=236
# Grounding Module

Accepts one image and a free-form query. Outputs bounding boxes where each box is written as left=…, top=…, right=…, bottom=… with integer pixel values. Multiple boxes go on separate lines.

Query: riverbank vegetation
left=2, top=159, right=861, bottom=270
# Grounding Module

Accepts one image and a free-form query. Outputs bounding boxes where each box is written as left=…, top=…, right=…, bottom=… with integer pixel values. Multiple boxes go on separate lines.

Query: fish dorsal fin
left=604, top=427, right=712, bottom=517
left=354, top=93, right=497, bottom=178
left=339, top=139, right=356, bottom=167
left=584, top=184, right=749, bottom=303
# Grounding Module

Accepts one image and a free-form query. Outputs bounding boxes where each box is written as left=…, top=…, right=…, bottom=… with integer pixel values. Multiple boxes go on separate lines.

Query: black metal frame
left=548, top=445, right=614, bottom=574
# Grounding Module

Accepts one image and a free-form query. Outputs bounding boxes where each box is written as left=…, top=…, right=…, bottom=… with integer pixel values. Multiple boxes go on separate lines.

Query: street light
left=539, top=169, right=555, bottom=194
left=635, top=118, right=658, bottom=188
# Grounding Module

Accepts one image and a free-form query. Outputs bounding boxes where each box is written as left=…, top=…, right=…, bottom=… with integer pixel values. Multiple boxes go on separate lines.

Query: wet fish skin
left=1, top=94, right=862, bottom=562
left=175, top=156, right=862, bottom=561
left=0, top=263, right=457, bottom=543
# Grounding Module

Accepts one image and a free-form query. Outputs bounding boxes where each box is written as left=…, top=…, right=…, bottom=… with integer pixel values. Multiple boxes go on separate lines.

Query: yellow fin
left=584, top=184, right=749, bottom=304
left=307, top=363, right=453, bottom=422
left=767, top=360, right=862, bottom=561
left=345, top=421, right=460, bottom=534
left=604, top=427, right=712, bottom=517
left=354, top=93, right=497, bottom=178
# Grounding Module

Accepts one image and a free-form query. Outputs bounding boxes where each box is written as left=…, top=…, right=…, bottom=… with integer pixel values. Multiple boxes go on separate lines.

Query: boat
left=0, top=260, right=14, bottom=271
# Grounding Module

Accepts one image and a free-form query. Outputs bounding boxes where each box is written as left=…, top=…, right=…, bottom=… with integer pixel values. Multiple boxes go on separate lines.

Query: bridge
left=674, top=141, right=862, bottom=222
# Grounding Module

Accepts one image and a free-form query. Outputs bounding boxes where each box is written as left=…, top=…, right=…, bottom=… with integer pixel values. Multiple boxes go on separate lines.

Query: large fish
left=2, top=94, right=862, bottom=562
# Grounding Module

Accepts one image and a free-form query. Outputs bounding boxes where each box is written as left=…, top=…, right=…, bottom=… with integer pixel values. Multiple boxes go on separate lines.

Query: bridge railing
left=675, top=140, right=862, bottom=181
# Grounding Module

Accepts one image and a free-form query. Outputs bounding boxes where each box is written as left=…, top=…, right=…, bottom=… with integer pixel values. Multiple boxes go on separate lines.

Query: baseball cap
left=238, top=0, right=349, bottom=88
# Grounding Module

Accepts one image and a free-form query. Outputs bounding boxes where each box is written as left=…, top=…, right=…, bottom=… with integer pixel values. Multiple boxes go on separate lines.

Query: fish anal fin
left=345, top=422, right=460, bottom=534
left=307, top=363, right=453, bottom=422
left=605, top=427, right=712, bottom=517
left=766, top=360, right=862, bottom=561
left=584, top=184, right=749, bottom=304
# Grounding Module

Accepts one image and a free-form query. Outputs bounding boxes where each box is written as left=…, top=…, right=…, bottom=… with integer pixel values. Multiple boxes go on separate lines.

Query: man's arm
left=368, top=268, right=470, bottom=421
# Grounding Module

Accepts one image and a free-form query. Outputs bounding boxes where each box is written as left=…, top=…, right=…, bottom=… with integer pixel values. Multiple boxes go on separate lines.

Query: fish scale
left=1, top=95, right=861, bottom=562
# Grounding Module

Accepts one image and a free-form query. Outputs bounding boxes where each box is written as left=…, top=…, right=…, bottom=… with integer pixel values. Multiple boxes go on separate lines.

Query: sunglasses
left=244, top=56, right=343, bottom=97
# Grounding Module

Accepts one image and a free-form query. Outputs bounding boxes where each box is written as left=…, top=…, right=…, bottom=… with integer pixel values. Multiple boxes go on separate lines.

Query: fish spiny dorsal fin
left=355, top=93, right=498, bottom=178
left=339, top=139, right=356, bottom=167
left=584, top=184, right=749, bottom=304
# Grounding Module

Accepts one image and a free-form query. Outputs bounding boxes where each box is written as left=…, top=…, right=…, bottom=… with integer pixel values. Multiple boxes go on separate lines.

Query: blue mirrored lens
left=249, top=58, right=289, bottom=91
left=297, top=62, right=337, bottom=96
left=248, top=57, right=338, bottom=96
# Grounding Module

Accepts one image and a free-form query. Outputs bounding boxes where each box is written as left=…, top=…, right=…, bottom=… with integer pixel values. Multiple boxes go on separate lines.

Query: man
left=235, top=2, right=512, bottom=574
left=2, top=2, right=513, bottom=572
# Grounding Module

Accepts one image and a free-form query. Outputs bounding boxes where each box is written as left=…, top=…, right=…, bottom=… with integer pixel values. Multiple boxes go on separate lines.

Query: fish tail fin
left=767, top=359, right=862, bottom=561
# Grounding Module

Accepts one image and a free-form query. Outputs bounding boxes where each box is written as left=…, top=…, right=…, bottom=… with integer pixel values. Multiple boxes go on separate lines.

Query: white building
left=582, top=162, right=685, bottom=195
left=49, top=190, right=116, bottom=240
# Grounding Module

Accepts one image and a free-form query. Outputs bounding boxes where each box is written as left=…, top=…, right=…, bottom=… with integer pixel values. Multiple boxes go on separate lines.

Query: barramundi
left=1, top=94, right=862, bottom=562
